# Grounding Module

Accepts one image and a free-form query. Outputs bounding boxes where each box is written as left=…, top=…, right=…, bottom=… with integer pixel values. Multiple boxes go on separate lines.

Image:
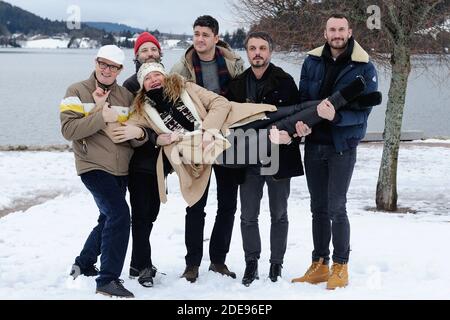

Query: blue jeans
left=304, top=143, right=357, bottom=264
left=75, top=170, right=130, bottom=287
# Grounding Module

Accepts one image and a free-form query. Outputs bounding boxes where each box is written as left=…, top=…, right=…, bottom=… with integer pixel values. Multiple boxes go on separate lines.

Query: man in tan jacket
left=171, top=15, right=244, bottom=282
left=60, top=45, right=147, bottom=298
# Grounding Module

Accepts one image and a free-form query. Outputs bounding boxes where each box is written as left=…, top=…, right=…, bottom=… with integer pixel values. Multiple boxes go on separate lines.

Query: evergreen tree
left=223, top=31, right=231, bottom=45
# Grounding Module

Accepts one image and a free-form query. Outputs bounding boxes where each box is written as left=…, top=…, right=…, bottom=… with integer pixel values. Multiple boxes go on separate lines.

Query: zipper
left=82, top=139, right=88, bottom=154
left=333, top=64, right=355, bottom=87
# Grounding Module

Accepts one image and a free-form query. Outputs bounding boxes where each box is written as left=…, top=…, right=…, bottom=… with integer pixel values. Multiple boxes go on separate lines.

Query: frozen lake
left=0, top=48, right=449, bottom=146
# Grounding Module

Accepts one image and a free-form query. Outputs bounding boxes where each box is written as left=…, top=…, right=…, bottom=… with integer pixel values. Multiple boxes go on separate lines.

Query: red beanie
left=134, top=32, right=161, bottom=55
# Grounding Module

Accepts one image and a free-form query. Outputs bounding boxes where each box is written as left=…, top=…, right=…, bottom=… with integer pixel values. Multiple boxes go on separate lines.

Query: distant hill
left=84, top=22, right=144, bottom=34
left=0, top=0, right=102, bottom=38
left=0, top=0, right=67, bottom=35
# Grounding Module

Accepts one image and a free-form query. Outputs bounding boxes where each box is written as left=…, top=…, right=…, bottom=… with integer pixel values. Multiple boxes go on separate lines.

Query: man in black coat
left=227, top=31, right=306, bottom=286
left=122, top=32, right=171, bottom=288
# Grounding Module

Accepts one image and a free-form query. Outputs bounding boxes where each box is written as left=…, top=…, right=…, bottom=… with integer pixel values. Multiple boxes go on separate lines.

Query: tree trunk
left=376, top=44, right=411, bottom=211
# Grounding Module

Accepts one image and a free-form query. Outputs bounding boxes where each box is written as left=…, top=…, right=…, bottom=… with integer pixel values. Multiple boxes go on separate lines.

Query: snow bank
left=0, top=143, right=449, bottom=299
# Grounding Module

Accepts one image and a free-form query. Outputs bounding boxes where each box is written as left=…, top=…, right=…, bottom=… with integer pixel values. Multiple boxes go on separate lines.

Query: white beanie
left=96, top=45, right=125, bottom=66
left=138, top=62, right=167, bottom=88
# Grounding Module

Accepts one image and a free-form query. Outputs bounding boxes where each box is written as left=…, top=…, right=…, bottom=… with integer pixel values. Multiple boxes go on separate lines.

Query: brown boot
left=326, top=262, right=348, bottom=290
left=181, top=265, right=199, bottom=283
left=209, top=263, right=236, bottom=279
left=291, top=258, right=329, bottom=284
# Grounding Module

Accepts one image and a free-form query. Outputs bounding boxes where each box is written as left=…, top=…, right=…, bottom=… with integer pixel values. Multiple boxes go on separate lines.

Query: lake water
left=0, top=48, right=449, bottom=146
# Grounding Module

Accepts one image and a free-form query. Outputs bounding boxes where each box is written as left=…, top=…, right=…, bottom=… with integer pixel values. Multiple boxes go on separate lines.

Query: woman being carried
left=127, top=63, right=380, bottom=206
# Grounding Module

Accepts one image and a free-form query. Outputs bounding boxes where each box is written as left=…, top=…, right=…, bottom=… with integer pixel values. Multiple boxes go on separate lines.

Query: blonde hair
left=133, top=73, right=186, bottom=115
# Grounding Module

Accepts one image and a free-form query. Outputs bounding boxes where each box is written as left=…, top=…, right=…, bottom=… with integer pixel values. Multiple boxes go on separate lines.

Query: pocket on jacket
left=73, top=140, right=88, bottom=158
left=346, top=138, right=360, bottom=149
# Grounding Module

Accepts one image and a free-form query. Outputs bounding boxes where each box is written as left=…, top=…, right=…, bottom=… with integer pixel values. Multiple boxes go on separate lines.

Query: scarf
left=146, top=88, right=196, bottom=132
left=192, top=47, right=231, bottom=97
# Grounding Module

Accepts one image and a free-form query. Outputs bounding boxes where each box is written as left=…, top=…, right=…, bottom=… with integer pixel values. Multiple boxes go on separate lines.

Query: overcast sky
left=6, top=0, right=243, bottom=34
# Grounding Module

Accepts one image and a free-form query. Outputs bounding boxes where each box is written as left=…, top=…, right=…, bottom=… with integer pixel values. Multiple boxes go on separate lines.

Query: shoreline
left=0, top=191, right=64, bottom=219
left=1, top=139, right=449, bottom=152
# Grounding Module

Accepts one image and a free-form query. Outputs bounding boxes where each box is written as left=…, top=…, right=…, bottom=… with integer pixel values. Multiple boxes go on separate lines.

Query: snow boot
left=326, top=262, right=349, bottom=290
left=181, top=265, right=199, bottom=283
left=209, top=263, right=237, bottom=279
left=291, top=258, right=329, bottom=284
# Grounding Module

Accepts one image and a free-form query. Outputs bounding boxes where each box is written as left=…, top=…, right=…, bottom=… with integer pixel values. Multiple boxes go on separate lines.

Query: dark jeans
left=128, top=171, right=160, bottom=271
left=185, top=181, right=210, bottom=266
left=304, top=143, right=357, bottom=264
left=76, top=170, right=130, bottom=287
left=209, top=165, right=240, bottom=264
left=240, top=173, right=290, bottom=264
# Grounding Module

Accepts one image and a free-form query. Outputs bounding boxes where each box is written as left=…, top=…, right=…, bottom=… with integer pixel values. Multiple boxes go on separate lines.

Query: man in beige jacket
left=60, top=45, right=147, bottom=298
left=171, top=15, right=244, bottom=282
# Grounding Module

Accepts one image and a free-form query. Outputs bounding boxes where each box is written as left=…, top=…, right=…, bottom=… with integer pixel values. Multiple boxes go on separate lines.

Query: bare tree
left=232, top=0, right=450, bottom=212
left=356, top=0, right=450, bottom=211
left=229, top=0, right=324, bottom=50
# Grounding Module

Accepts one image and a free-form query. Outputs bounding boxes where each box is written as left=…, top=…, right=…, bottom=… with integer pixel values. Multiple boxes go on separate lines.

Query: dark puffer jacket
left=227, top=63, right=304, bottom=180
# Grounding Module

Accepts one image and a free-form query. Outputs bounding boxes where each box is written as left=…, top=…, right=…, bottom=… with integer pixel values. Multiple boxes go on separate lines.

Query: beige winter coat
left=60, top=73, right=136, bottom=176
left=170, top=41, right=244, bottom=81
left=129, top=76, right=276, bottom=206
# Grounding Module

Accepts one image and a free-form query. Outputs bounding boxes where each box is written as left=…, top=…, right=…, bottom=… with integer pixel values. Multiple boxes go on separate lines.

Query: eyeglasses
left=96, top=59, right=122, bottom=73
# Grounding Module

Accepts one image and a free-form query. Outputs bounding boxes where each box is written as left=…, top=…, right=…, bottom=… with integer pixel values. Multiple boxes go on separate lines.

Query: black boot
left=130, top=265, right=157, bottom=279
left=269, top=263, right=283, bottom=282
left=347, top=91, right=383, bottom=110
left=339, top=75, right=366, bottom=101
left=242, top=260, right=259, bottom=287
left=138, top=267, right=156, bottom=288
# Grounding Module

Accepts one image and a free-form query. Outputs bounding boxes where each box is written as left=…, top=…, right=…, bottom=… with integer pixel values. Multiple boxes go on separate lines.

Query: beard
left=138, top=56, right=161, bottom=64
left=328, top=37, right=349, bottom=50
left=250, top=57, right=268, bottom=68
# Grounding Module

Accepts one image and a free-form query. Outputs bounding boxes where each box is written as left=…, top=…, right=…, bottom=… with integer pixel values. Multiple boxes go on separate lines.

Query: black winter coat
left=227, top=64, right=304, bottom=180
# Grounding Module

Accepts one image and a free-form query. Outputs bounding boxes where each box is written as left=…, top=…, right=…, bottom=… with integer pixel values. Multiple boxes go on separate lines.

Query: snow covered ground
left=0, top=142, right=449, bottom=300
left=19, top=39, right=70, bottom=49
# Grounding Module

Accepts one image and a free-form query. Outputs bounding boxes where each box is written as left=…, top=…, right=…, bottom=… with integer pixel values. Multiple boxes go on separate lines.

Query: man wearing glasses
left=60, top=45, right=147, bottom=298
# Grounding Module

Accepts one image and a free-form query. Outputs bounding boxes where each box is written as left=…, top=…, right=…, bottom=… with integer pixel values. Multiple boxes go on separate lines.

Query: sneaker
left=129, top=265, right=157, bottom=279
left=129, top=266, right=140, bottom=279
left=181, top=265, right=199, bottom=283
left=291, top=258, right=329, bottom=284
left=70, top=263, right=99, bottom=280
left=96, top=279, right=134, bottom=298
left=269, top=263, right=282, bottom=282
left=208, top=263, right=236, bottom=279
left=242, top=260, right=259, bottom=287
left=326, top=262, right=349, bottom=290
left=138, top=267, right=155, bottom=288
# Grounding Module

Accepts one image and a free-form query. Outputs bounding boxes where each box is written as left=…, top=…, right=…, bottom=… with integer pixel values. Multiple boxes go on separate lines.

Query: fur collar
left=307, top=40, right=370, bottom=63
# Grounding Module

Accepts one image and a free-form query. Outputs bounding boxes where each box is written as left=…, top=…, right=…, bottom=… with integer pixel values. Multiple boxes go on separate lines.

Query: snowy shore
left=0, top=142, right=449, bottom=299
